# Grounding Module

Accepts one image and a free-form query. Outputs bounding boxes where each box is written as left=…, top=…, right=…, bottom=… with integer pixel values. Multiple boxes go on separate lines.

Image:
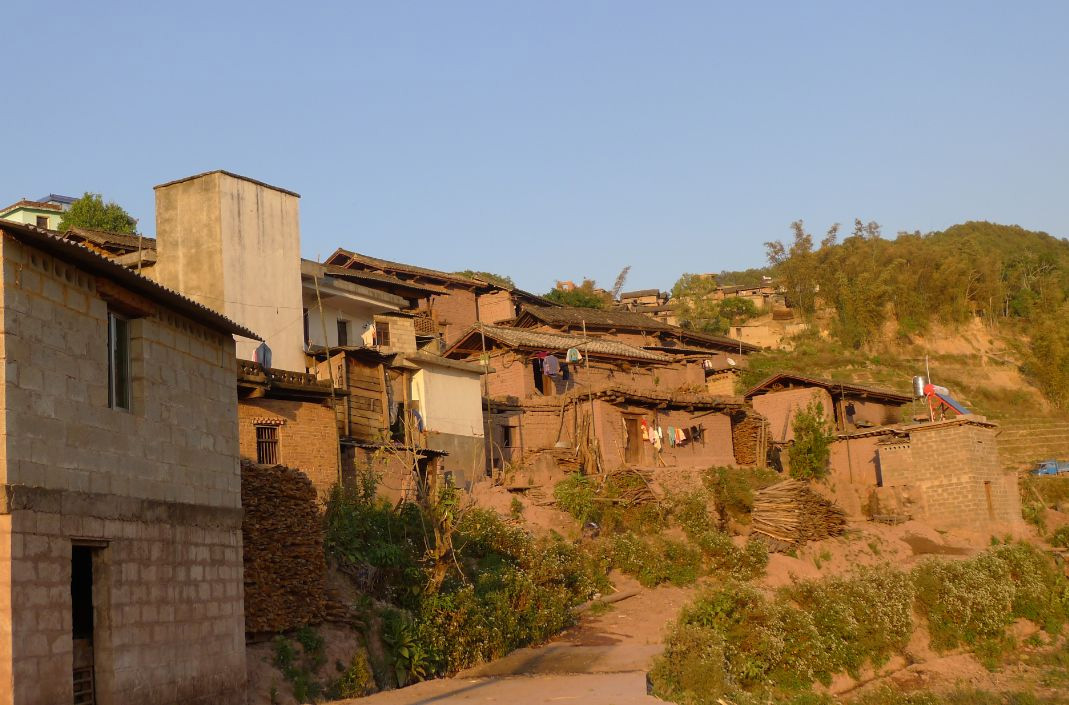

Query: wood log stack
left=731, top=414, right=767, bottom=465
left=752, top=479, right=846, bottom=551
left=241, top=461, right=326, bottom=633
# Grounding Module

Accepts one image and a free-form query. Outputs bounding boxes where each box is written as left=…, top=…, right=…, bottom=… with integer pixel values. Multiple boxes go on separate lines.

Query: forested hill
left=763, top=220, right=1069, bottom=408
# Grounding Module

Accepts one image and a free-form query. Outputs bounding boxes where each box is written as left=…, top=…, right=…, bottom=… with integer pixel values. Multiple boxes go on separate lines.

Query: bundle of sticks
left=751, top=479, right=846, bottom=551
left=604, top=467, right=657, bottom=506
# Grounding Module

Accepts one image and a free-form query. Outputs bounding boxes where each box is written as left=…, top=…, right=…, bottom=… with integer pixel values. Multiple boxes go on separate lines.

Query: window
left=501, top=425, right=515, bottom=448
left=336, top=319, right=349, bottom=347
left=303, top=308, right=310, bottom=346
left=107, top=311, right=131, bottom=410
left=255, top=425, right=279, bottom=464
left=377, top=321, right=391, bottom=348
left=35, top=215, right=48, bottom=228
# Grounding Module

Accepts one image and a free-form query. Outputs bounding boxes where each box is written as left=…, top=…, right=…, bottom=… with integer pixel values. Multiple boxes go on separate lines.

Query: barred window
left=255, top=425, right=279, bottom=465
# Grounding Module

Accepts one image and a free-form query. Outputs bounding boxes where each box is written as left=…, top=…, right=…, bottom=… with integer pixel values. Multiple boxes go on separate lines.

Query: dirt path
left=336, top=574, right=692, bottom=704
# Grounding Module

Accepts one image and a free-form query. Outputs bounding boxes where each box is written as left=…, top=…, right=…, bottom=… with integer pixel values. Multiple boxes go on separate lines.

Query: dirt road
left=337, top=575, right=692, bottom=705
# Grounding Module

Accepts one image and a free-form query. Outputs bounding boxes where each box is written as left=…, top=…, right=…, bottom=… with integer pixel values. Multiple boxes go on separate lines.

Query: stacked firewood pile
left=605, top=467, right=657, bottom=506
left=752, top=479, right=846, bottom=551
left=241, top=461, right=326, bottom=633
left=731, top=413, right=767, bottom=465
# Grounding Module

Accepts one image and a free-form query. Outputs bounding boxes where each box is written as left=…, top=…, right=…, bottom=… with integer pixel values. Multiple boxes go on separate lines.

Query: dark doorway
left=72, top=545, right=98, bottom=705
left=624, top=417, right=642, bottom=465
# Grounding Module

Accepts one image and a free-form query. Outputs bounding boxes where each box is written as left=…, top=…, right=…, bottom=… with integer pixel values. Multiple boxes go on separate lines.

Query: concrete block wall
left=0, top=238, right=241, bottom=508
left=877, top=422, right=1021, bottom=529
left=0, top=237, right=247, bottom=704
left=0, top=492, right=245, bottom=705
left=238, top=398, right=340, bottom=498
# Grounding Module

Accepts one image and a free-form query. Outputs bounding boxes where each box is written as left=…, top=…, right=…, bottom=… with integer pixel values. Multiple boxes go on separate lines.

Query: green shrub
left=609, top=532, right=702, bottom=587
left=788, top=400, right=835, bottom=480
left=334, top=650, right=375, bottom=697
left=692, top=530, right=769, bottom=581
left=702, top=466, right=779, bottom=526
left=553, top=474, right=598, bottom=524
left=1050, top=525, right=1069, bottom=548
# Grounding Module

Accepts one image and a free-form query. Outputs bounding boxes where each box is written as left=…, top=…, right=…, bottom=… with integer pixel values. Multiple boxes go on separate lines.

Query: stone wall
left=238, top=398, right=340, bottom=498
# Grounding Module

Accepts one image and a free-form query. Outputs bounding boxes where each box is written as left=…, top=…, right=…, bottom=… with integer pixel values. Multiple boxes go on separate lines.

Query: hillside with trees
left=763, top=220, right=1069, bottom=409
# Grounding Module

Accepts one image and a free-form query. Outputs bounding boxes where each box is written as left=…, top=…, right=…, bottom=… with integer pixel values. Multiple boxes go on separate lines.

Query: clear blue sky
left=2, top=1, right=1066, bottom=293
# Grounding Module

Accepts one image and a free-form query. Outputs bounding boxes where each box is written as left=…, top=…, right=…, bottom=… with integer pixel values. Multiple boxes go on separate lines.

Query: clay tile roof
left=517, top=304, right=678, bottom=331
left=446, top=323, right=672, bottom=362
left=0, top=221, right=259, bottom=340
left=62, top=226, right=156, bottom=252
left=0, top=199, right=63, bottom=213
left=318, top=263, right=448, bottom=295
left=619, top=288, right=660, bottom=298
left=328, top=248, right=481, bottom=288
left=743, top=372, right=912, bottom=404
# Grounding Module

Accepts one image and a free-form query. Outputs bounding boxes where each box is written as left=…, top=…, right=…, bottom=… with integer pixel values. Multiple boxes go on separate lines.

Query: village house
left=0, top=219, right=254, bottom=704
left=744, top=372, right=913, bottom=442
left=617, top=288, right=677, bottom=326
left=0, top=195, right=75, bottom=232
left=324, top=248, right=559, bottom=346
left=444, top=322, right=763, bottom=476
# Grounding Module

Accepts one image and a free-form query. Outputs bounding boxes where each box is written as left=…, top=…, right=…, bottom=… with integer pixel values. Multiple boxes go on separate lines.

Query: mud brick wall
left=477, top=290, right=516, bottom=324
left=429, top=289, right=479, bottom=345
left=751, top=387, right=835, bottom=443
left=596, top=401, right=735, bottom=470
left=238, top=398, right=340, bottom=497
left=241, top=463, right=325, bottom=634
left=485, top=352, right=531, bottom=400
left=706, top=369, right=740, bottom=396
left=877, top=422, right=1020, bottom=529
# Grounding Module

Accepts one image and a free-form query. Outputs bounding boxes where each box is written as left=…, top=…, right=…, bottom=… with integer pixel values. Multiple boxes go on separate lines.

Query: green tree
left=764, top=220, right=838, bottom=318
left=454, top=270, right=515, bottom=289
left=543, top=279, right=610, bottom=309
left=58, top=192, right=138, bottom=234
left=671, top=274, right=758, bottom=334
left=788, top=399, right=834, bottom=480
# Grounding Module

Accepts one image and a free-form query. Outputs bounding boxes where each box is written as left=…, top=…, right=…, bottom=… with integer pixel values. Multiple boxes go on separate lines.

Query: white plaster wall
left=411, top=365, right=485, bottom=438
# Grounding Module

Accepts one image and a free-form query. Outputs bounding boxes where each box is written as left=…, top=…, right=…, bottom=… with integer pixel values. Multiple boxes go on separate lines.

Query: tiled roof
left=446, top=323, right=672, bottom=362
left=327, top=248, right=481, bottom=288
left=319, top=263, right=448, bottom=295
left=517, top=305, right=677, bottom=331
left=0, top=199, right=63, bottom=213
left=0, top=221, right=259, bottom=340
left=744, top=372, right=912, bottom=403
left=619, top=288, right=661, bottom=298
left=62, top=226, right=155, bottom=252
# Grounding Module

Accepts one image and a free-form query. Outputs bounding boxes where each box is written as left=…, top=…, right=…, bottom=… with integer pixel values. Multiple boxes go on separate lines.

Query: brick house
left=0, top=220, right=255, bottom=704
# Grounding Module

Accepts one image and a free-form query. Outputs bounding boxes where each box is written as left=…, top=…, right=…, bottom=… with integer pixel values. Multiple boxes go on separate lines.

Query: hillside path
left=336, top=575, right=694, bottom=705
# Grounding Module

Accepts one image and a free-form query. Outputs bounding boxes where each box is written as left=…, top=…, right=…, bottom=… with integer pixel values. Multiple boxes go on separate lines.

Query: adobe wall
left=751, top=387, right=835, bottom=443
left=705, top=369, right=740, bottom=396
left=0, top=489, right=245, bottom=705
left=842, top=397, right=905, bottom=428
left=877, top=422, right=1020, bottom=529
left=595, top=401, right=735, bottom=470
left=827, top=434, right=887, bottom=517
left=477, top=290, right=516, bottom=324
left=238, top=398, right=340, bottom=498
left=429, top=289, right=478, bottom=345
